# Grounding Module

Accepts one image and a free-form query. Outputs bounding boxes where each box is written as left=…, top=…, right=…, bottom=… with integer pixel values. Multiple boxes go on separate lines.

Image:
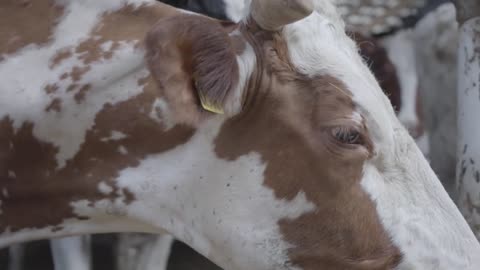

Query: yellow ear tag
left=199, top=93, right=225, bottom=115
left=194, top=75, right=225, bottom=114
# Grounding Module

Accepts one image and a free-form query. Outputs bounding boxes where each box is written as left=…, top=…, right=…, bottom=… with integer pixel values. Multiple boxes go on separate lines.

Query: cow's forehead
left=281, top=3, right=398, bottom=146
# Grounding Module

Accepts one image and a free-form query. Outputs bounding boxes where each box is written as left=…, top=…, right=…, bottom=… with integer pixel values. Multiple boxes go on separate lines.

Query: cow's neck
left=0, top=69, right=219, bottom=246
left=0, top=116, right=268, bottom=270
left=0, top=0, right=197, bottom=247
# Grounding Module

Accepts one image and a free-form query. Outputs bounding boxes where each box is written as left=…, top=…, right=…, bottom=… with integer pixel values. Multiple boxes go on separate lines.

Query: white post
left=116, top=233, right=174, bottom=270
left=7, top=244, right=25, bottom=270
left=50, top=236, right=92, bottom=270
left=455, top=0, right=480, bottom=239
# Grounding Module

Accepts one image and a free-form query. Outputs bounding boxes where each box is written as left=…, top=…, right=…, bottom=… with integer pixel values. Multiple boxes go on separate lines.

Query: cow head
left=143, top=0, right=480, bottom=269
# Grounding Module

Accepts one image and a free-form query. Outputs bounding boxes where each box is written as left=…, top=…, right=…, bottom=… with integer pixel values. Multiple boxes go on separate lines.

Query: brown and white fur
left=0, top=0, right=479, bottom=269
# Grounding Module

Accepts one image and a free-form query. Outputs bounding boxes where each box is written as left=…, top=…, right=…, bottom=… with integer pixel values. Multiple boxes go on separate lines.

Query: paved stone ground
left=0, top=235, right=222, bottom=270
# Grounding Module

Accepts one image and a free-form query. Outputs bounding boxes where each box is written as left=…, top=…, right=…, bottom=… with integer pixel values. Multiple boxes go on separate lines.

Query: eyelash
left=330, top=126, right=363, bottom=145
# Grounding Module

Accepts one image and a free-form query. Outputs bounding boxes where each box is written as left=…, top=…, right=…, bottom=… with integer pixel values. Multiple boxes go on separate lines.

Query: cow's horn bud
left=250, top=0, right=314, bottom=31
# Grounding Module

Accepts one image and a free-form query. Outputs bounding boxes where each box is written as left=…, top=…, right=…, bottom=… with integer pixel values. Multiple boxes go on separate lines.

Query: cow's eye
left=331, top=126, right=363, bottom=145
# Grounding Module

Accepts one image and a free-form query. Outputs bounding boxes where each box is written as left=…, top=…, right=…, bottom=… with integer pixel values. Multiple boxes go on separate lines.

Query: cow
left=1, top=1, right=480, bottom=270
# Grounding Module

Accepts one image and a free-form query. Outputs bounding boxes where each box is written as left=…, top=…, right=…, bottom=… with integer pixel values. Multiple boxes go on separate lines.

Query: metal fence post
left=454, top=0, right=480, bottom=239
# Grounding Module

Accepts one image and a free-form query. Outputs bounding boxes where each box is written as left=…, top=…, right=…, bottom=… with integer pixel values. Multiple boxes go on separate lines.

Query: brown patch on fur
left=44, top=83, right=59, bottom=94
left=230, top=34, right=247, bottom=55
left=146, top=14, right=239, bottom=125
left=60, top=72, right=69, bottom=80
left=66, top=84, right=78, bottom=92
left=214, top=26, right=402, bottom=269
left=0, top=75, right=194, bottom=233
left=137, top=76, right=149, bottom=87
left=74, top=3, right=178, bottom=65
left=0, top=0, right=64, bottom=59
left=70, top=66, right=91, bottom=82
left=45, top=98, right=62, bottom=112
left=49, top=47, right=73, bottom=69
left=74, top=84, right=92, bottom=104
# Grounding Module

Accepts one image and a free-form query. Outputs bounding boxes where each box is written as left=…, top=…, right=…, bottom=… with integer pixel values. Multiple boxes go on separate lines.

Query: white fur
left=101, top=131, right=128, bottom=142
left=225, top=31, right=256, bottom=115
left=98, top=182, right=114, bottom=195
left=150, top=98, right=174, bottom=130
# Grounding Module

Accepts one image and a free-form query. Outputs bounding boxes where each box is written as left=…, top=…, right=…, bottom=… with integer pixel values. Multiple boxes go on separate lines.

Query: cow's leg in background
left=50, top=236, right=92, bottom=270
left=140, top=235, right=174, bottom=270
left=116, top=234, right=173, bottom=270
left=381, top=29, right=430, bottom=157
left=7, top=244, right=24, bottom=270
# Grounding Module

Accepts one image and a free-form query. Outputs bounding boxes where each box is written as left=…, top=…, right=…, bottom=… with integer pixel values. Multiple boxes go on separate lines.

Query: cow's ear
left=145, top=14, right=243, bottom=126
